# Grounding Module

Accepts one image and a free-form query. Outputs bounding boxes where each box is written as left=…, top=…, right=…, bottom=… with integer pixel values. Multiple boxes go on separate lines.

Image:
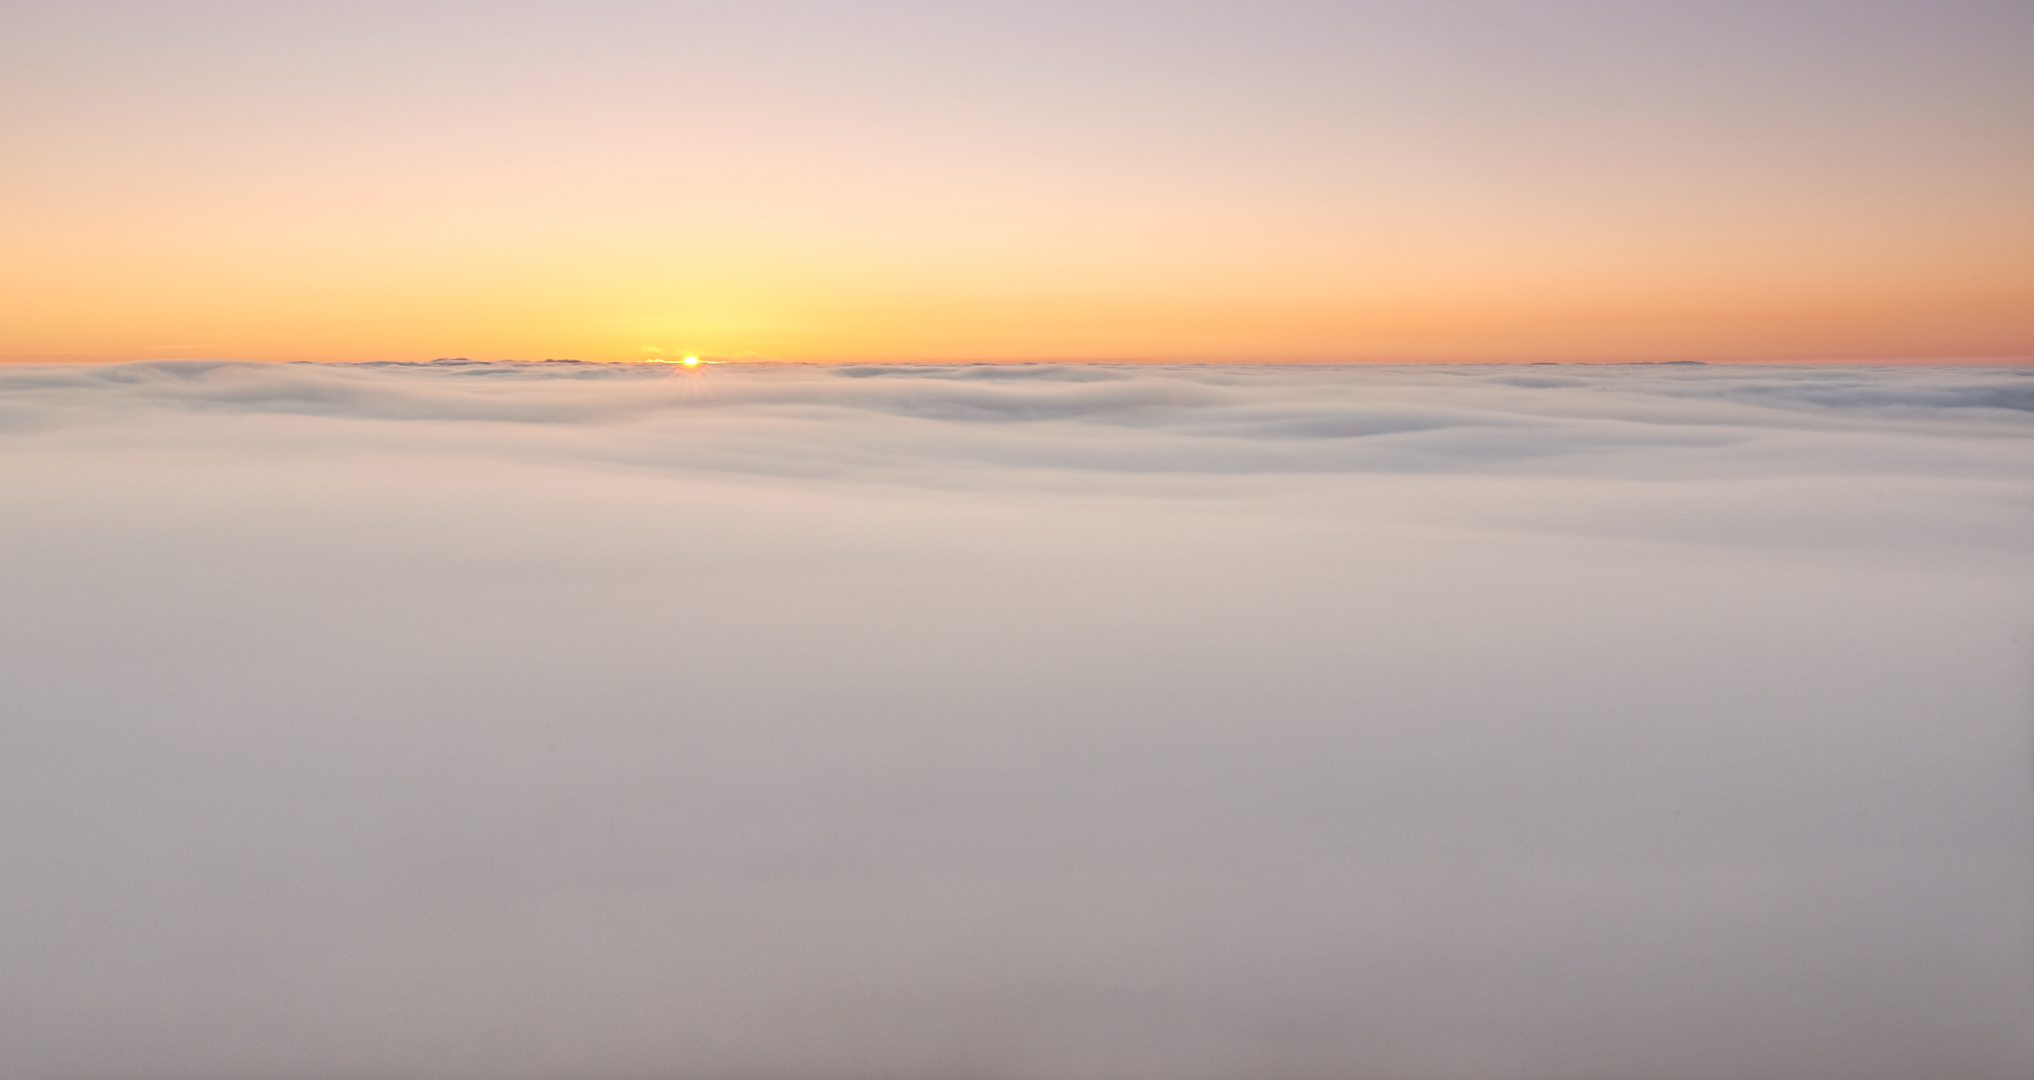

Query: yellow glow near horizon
left=1, top=6, right=2028, bottom=365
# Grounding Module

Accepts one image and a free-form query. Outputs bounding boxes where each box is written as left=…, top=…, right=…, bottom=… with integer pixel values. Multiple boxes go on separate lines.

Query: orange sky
left=3, top=2, right=2029, bottom=365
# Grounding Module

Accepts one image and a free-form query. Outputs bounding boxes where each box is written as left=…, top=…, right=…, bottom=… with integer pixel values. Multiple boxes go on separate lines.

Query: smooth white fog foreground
left=2, top=360, right=2030, bottom=1080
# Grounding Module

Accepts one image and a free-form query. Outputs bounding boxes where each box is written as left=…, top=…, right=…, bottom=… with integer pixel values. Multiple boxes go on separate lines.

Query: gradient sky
left=3, top=0, right=2030, bottom=364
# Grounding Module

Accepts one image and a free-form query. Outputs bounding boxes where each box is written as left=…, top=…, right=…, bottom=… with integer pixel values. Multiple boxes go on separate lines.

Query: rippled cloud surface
left=3, top=361, right=2031, bottom=1080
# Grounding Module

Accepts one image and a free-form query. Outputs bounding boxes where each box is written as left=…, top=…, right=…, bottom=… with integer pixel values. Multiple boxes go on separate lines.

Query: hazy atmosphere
left=3, top=0, right=2030, bottom=364
left=5, top=2, right=2032, bottom=1077
left=3, top=360, right=2030, bottom=1079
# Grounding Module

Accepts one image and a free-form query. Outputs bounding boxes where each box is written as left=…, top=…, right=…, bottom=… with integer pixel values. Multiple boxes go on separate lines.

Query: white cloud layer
left=2, top=360, right=2031, bottom=1080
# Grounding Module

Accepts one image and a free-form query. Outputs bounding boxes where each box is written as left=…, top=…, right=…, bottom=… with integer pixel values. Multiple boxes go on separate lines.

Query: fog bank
left=2, top=361, right=2031, bottom=1080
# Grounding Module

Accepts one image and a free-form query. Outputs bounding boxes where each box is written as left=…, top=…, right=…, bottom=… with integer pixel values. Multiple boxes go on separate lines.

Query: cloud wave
left=2, top=361, right=2030, bottom=1080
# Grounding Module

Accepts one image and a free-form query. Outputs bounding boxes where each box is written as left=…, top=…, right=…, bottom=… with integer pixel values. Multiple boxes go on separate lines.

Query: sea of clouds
left=2, top=359, right=2031, bottom=1080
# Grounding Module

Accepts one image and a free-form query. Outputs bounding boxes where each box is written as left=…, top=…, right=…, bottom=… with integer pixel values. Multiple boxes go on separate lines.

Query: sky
left=3, top=0, right=2031, bottom=365
left=3, top=360, right=2031, bottom=1079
